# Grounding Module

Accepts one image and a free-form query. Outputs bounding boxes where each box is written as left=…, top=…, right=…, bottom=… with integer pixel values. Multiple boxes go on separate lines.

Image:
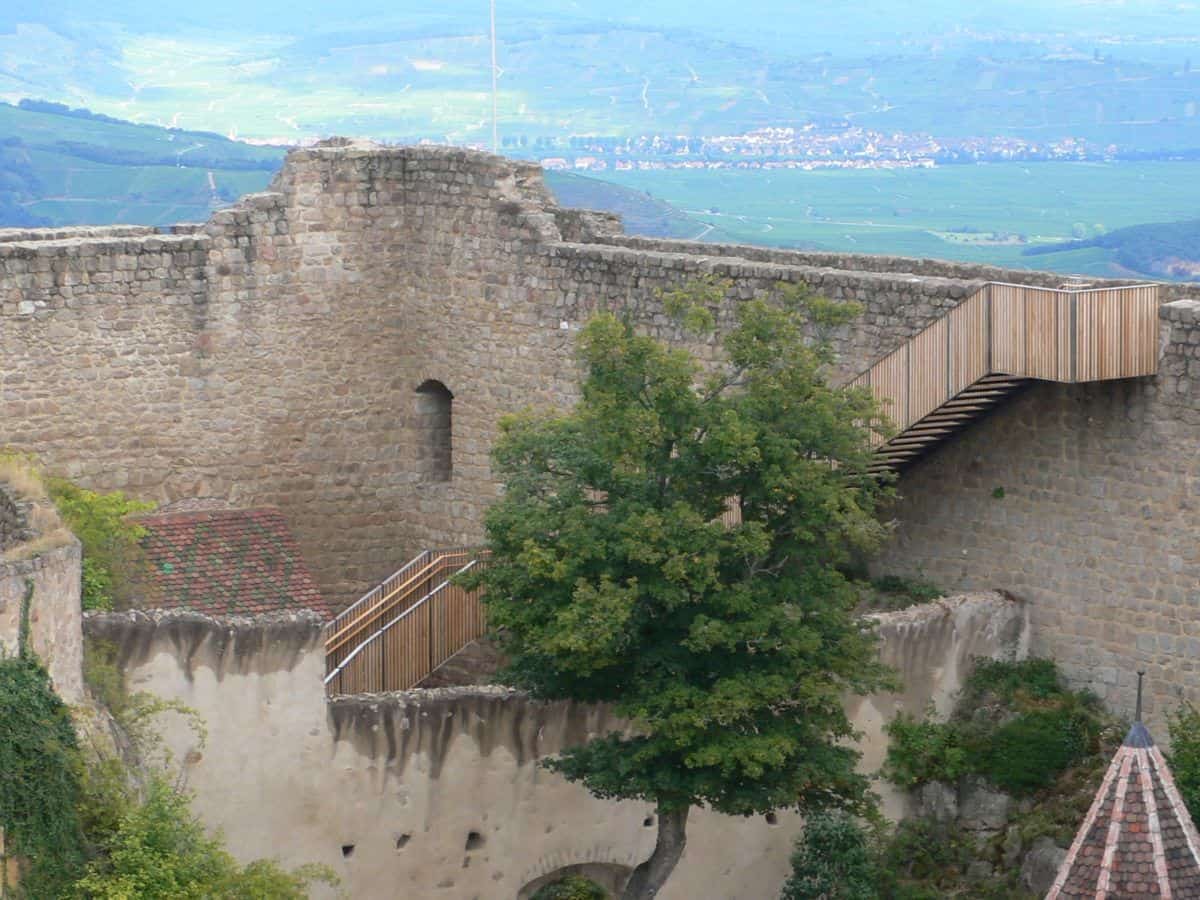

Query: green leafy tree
left=468, top=280, right=894, bottom=898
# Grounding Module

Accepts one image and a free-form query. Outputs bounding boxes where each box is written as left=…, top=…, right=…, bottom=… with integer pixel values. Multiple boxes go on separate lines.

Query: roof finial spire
left=1135, top=670, right=1146, bottom=723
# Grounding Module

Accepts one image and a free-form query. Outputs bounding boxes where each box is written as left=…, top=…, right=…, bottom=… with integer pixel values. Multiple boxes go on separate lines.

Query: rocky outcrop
left=1021, top=837, right=1067, bottom=895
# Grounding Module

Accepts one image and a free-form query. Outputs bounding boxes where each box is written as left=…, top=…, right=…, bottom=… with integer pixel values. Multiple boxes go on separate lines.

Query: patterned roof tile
left=1048, top=717, right=1200, bottom=898
left=136, top=508, right=332, bottom=620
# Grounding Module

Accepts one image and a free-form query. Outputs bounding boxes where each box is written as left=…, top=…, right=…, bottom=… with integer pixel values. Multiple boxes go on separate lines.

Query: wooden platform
left=851, top=282, right=1161, bottom=471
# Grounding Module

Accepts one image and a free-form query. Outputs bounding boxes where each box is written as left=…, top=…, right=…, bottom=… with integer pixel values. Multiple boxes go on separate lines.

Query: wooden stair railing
left=325, top=549, right=432, bottom=644
left=324, top=549, right=488, bottom=695
left=851, top=281, right=1160, bottom=472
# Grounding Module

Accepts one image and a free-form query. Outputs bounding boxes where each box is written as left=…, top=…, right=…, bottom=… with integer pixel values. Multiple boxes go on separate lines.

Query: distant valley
left=3, top=0, right=1200, bottom=279
left=2, top=100, right=1199, bottom=281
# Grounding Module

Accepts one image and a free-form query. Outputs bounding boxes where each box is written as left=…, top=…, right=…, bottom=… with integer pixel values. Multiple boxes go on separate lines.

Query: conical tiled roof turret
left=1047, top=675, right=1200, bottom=898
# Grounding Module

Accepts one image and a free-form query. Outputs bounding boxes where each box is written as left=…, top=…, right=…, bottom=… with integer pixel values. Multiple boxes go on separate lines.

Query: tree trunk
left=621, top=804, right=690, bottom=900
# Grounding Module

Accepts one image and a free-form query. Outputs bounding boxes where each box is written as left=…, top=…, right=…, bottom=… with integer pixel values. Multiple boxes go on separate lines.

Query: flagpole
left=490, top=0, right=499, bottom=153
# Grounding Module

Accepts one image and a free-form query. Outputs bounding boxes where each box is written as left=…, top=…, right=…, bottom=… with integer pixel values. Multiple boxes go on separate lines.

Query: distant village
left=495, top=124, right=1141, bottom=173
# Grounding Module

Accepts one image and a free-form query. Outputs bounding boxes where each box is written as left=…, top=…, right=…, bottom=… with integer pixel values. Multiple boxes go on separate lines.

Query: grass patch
left=0, top=451, right=49, bottom=503
left=856, top=574, right=944, bottom=611
left=0, top=451, right=75, bottom=564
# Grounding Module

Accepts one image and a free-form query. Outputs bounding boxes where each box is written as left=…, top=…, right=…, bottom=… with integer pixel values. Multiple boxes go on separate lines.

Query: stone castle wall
left=0, top=143, right=1043, bottom=608
left=874, top=298, right=1200, bottom=731
left=84, top=593, right=1025, bottom=899
left=3, top=142, right=1200, bottom=719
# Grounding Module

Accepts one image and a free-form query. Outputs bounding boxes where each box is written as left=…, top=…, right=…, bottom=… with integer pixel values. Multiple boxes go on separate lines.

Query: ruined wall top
left=0, top=483, right=28, bottom=553
left=0, top=142, right=1192, bottom=299
left=0, top=461, right=70, bottom=557
left=0, top=140, right=1193, bottom=610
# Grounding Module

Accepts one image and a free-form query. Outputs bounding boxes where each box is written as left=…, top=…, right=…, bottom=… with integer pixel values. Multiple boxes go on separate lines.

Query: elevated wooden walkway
left=851, top=281, right=1160, bottom=471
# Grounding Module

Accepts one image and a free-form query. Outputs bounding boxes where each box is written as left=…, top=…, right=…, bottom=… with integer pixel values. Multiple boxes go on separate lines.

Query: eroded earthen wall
left=84, top=593, right=1025, bottom=899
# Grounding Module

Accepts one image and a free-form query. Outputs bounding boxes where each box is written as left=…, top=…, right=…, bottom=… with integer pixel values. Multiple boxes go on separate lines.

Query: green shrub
left=780, top=811, right=881, bottom=900
left=80, top=558, right=116, bottom=612
left=959, top=657, right=1065, bottom=709
left=882, top=712, right=968, bottom=788
left=882, top=818, right=975, bottom=888
left=876, top=658, right=1116, bottom=898
left=82, top=639, right=125, bottom=714
left=885, top=660, right=1103, bottom=797
left=531, top=875, right=608, bottom=900
left=974, top=705, right=1098, bottom=795
left=46, top=479, right=155, bottom=610
left=1168, top=702, right=1200, bottom=824
left=855, top=574, right=943, bottom=611
left=75, top=777, right=336, bottom=899
left=872, top=574, right=943, bottom=603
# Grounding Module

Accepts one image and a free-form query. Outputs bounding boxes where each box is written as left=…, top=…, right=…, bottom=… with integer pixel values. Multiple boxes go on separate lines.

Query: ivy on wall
left=0, top=581, right=87, bottom=896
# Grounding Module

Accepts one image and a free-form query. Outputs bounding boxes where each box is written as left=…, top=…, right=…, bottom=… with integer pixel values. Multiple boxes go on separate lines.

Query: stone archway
left=517, top=862, right=633, bottom=899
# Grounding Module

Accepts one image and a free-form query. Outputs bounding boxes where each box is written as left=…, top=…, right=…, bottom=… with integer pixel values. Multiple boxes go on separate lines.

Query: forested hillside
left=0, top=101, right=283, bottom=226
left=0, top=100, right=711, bottom=237
left=1024, top=220, right=1200, bottom=279
left=0, top=137, right=45, bottom=226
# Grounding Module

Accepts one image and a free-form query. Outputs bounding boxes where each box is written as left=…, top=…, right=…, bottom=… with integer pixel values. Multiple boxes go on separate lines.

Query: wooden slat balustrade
left=324, top=549, right=487, bottom=694
left=855, top=281, right=1160, bottom=471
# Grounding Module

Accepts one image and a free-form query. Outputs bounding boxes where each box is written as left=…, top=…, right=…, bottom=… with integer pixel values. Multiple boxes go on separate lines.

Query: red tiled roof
left=1048, top=721, right=1200, bottom=898
left=136, top=508, right=332, bottom=619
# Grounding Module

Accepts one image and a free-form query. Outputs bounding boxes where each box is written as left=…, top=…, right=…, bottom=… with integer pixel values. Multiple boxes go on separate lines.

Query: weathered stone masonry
left=875, top=298, right=1200, bottom=731
left=1, top=142, right=1198, bottom=726
left=0, top=480, right=82, bottom=701
left=0, top=144, right=1005, bottom=605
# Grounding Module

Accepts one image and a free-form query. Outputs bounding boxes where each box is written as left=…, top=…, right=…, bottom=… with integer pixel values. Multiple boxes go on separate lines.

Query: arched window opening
left=415, top=380, right=453, bottom=482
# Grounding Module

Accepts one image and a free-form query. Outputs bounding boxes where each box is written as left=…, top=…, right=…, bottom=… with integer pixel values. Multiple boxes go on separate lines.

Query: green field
left=23, top=148, right=275, bottom=226
left=600, top=162, right=1200, bottom=277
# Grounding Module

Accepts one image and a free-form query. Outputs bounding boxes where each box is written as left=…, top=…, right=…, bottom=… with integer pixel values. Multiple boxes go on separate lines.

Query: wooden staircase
left=324, top=548, right=487, bottom=695
left=323, top=281, right=1161, bottom=694
left=851, top=281, right=1161, bottom=472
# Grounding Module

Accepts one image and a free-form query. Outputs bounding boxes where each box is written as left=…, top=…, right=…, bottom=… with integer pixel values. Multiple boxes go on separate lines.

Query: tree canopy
left=469, top=279, right=895, bottom=897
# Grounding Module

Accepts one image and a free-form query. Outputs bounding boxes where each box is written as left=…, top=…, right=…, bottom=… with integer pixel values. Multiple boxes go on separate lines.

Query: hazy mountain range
left=0, top=97, right=724, bottom=242
left=4, top=1, right=1200, bottom=147
left=4, top=1, right=1200, bottom=279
